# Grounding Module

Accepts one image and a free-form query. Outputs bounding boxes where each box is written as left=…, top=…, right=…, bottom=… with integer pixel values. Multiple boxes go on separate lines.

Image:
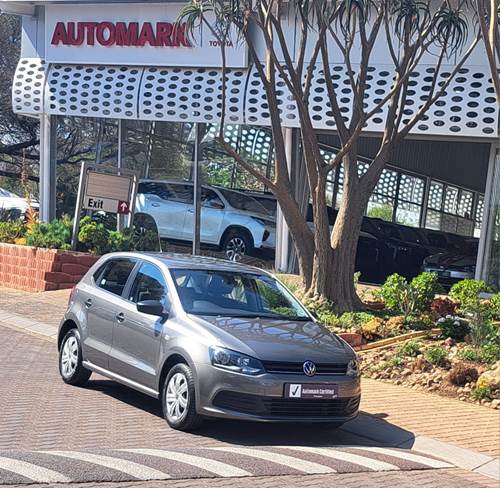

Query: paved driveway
left=0, top=326, right=498, bottom=487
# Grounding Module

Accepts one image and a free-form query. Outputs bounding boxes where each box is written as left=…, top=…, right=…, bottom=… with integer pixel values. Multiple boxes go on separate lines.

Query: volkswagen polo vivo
left=58, top=252, right=360, bottom=431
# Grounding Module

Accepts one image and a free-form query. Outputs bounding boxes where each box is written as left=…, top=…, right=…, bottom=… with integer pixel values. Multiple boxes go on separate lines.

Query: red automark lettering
left=51, top=21, right=191, bottom=47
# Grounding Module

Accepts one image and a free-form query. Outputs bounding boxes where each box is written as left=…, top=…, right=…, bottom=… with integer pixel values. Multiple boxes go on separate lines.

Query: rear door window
left=97, top=259, right=136, bottom=297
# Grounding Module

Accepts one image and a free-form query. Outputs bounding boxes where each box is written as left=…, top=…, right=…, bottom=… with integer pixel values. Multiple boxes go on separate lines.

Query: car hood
left=425, top=252, right=475, bottom=267
left=189, top=315, right=354, bottom=363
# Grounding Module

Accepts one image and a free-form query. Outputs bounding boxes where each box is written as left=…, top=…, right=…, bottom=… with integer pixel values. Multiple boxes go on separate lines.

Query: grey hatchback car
left=58, top=252, right=360, bottom=431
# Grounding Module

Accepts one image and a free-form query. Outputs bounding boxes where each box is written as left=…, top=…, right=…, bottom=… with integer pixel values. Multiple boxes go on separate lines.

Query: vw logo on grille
left=303, top=360, right=317, bottom=376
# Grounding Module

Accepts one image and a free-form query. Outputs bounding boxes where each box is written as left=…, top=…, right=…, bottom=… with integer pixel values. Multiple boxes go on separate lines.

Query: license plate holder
left=284, top=383, right=338, bottom=399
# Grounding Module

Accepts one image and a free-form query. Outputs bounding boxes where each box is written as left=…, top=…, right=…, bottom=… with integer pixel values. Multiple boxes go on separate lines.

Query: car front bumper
left=423, top=267, right=474, bottom=286
left=194, top=364, right=361, bottom=422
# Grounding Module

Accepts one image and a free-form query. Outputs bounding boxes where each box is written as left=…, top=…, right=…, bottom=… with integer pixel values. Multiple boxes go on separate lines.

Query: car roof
left=103, top=252, right=267, bottom=274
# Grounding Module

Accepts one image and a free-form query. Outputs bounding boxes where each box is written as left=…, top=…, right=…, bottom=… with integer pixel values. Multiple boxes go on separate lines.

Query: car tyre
left=222, top=230, right=253, bottom=262
left=59, top=329, right=91, bottom=386
left=162, top=363, right=203, bottom=431
left=134, top=214, right=160, bottom=251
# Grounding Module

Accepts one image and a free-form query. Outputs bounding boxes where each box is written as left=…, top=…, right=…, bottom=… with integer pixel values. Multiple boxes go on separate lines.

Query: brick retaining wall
left=0, top=243, right=99, bottom=292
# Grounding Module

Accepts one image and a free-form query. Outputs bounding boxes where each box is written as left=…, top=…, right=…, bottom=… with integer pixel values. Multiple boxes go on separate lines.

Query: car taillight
left=68, top=286, right=76, bottom=306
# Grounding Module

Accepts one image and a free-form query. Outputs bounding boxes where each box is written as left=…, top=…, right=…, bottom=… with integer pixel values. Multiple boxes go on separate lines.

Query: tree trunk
left=307, top=152, right=367, bottom=312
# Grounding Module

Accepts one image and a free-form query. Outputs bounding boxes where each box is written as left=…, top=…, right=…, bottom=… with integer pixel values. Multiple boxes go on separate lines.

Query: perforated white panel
left=12, top=58, right=498, bottom=139
left=12, top=58, right=47, bottom=115
left=138, top=67, right=245, bottom=123
left=45, top=65, right=141, bottom=119
left=280, top=64, right=498, bottom=137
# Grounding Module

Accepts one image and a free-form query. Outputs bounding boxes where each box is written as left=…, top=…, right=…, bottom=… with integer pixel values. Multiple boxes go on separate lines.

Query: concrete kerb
left=0, top=309, right=498, bottom=481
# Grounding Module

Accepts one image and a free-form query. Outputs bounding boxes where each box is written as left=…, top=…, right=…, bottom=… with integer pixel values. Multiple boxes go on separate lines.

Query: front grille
left=213, top=391, right=360, bottom=418
left=262, top=361, right=348, bottom=375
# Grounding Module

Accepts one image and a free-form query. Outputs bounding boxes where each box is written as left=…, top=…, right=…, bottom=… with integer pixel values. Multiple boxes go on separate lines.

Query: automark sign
left=45, top=3, right=247, bottom=68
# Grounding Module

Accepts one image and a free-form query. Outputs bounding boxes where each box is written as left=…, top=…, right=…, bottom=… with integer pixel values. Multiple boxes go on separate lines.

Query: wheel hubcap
left=61, top=336, right=78, bottom=378
left=166, top=373, right=189, bottom=422
left=225, top=237, right=246, bottom=261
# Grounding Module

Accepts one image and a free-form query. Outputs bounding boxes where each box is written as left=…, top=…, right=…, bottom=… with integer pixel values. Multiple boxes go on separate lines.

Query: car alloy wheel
left=225, top=236, right=246, bottom=261
left=60, top=335, right=79, bottom=379
left=165, top=372, right=189, bottom=423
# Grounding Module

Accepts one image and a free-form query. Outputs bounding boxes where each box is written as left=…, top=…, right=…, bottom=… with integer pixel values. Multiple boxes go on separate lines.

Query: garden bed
left=0, top=242, right=98, bottom=292
left=360, top=337, right=500, bottom=408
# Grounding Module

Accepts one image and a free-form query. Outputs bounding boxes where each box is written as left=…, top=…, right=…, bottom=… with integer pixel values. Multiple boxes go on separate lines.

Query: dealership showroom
left=4, top=0, right=500, bottom=292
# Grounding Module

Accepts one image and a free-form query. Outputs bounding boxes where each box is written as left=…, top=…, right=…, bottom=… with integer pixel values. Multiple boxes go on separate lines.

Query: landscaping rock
left=478, top=361, right=500, bottom=390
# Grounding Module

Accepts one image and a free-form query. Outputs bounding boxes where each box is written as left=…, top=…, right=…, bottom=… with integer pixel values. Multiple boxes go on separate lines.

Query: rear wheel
left=59, top=329, right=91, bottom=386
left=162, top=363, right=203, bottom=431
left=134, top=214, right=160, bottom=251
left=222, top=230, right=253, bottom=262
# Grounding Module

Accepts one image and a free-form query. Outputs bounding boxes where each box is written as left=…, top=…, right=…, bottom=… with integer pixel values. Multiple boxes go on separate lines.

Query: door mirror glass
left=204, top=200, right=224, bottom=209
left=137, top=300, right=168, bottom=318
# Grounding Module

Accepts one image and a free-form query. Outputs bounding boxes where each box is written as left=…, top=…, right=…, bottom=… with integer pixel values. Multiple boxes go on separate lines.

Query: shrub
left=490, top=293, right=500, bottom=321
left=338, top=311, right=375, bottom=330
left=469, top=319, right=496, bottom=348
left=78, top=216, right=110, bottom=254
left=0, top=220, right=25, bottom=244
left=411, top=272, right=444, bottom=310
left=379, top=272, right=443, bottom=318
left=479, top=343, right=500, bottom=364
left=397, top=339, right=422, bottom=357
left=316, top=310, right=341, bottom=328
left=450, top=279, right=491, bottom=310
left=456, top=344, right=500, bottom=364
left=431, top=297, right=458, bottom=318
left=471, top=385, right=492, bottom=401
left=447, top=362, right=479, bottom=386
left=424, top=346, right=448, bottom=366
left=437, top=315, right=470, bottom=341
left=405, top=313, right=435, bottom=331
left=26, top=217, right=72, bottom=250
left=371, top=356, right=404, bottom=372
left=457, top=347, right=478, bottom=362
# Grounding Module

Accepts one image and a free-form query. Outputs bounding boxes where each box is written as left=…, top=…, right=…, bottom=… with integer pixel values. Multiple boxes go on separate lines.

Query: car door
left=183, top=187, right=225, bottom=244
left=82, top=258, right=136, bottom=369
left=108, top=261, right=170, bottom=390
left=140, top=182, right=190, bottom=240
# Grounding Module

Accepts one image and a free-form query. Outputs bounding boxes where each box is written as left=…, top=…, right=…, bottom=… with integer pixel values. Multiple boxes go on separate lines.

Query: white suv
left=135, top=180, right=276, bottom=260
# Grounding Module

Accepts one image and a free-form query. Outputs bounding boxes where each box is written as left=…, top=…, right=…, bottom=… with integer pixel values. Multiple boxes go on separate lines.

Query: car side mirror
left=137, top=300, right=169, bottom=319
left=204, top=200, right=224, bottom=209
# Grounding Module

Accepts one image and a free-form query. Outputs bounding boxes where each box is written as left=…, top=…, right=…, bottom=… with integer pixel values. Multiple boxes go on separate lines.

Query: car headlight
left=209, top=346, right=264, bottom=376
left=346, top=358, right=359, bottom=377
left=251, top=216, right=275, bottom=227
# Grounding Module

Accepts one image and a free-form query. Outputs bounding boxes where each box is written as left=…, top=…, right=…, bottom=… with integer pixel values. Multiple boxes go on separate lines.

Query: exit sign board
left=82, top=171, right=133, bottom=214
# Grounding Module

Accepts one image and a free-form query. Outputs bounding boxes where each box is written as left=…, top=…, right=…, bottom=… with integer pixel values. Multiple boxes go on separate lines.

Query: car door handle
left=84, top=298, right=93, bottom=308
left=187, top=209, right=194, bottom=213
left=151, top=203, right=160, bottom=207
left=116, top=312, right=125, bottom=323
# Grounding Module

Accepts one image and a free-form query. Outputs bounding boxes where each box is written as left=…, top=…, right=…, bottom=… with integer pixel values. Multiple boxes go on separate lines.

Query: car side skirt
left=82, top=360, right=159, bottom=399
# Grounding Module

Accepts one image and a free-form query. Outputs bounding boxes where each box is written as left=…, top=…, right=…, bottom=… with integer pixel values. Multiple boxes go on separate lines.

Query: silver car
left=58, top=252, right=360, bottom=431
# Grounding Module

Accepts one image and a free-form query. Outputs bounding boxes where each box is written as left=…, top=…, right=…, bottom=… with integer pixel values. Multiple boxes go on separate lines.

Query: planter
left=0, top=243, right=99, bottom=292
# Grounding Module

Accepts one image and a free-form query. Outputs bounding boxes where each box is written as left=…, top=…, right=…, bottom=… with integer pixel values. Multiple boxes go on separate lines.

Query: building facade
left=1, top=0, right=499, bottom=290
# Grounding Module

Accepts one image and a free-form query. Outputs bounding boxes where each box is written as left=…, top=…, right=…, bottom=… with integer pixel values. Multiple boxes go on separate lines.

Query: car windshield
left=170, top=269, right=310, bottom=320
left=219, top=189, right=272, bottom=216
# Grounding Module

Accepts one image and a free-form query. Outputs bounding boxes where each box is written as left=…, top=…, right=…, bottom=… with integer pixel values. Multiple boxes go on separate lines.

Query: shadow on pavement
left=85, top=378, right=416, bottom=450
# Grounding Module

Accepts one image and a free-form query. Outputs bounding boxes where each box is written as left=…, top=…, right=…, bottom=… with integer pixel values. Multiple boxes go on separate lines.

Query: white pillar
left=275, top=128, right=293, bottom=272
left=476, top=144, right=500, bottom=282
left=39, top=113, right=56, bottom=222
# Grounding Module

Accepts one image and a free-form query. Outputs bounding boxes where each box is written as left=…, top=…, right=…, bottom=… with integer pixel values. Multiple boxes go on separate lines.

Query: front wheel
left=162, top=363, right=203, bottom=431
left=59, top=329, right=91, bottom=386
left=222, top=230, right=253, bottom=262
